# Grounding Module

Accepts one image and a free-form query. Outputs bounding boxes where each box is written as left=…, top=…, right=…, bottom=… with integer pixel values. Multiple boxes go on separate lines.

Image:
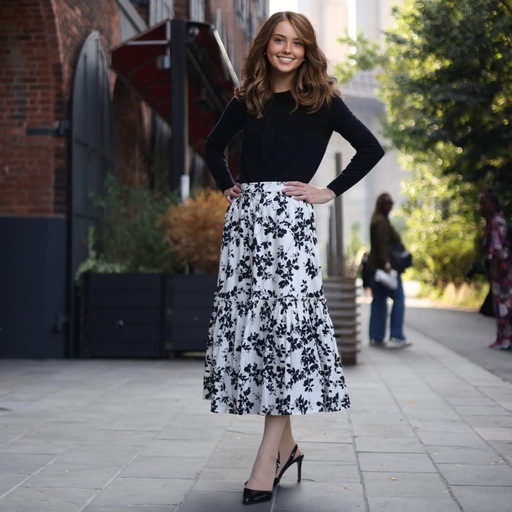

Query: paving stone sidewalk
left=0, top=304, right=511, bottom=512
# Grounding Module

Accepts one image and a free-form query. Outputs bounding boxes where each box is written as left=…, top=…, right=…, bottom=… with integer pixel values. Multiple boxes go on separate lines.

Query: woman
left=367, top=193, right=410, bottom=348
left=478, top=189, right=512, bottom=350
left=203, top=12, right=384, bottom=505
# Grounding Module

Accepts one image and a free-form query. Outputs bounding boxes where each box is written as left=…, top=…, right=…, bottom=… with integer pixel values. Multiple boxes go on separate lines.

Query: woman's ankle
left=246, top=450, right=277, bottom=490
left=278, top=441, right=299, bottom=461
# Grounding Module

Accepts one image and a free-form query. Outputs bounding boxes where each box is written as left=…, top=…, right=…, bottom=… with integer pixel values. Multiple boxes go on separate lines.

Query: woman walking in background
left=203, top=11, right=384, bottom=504
left=367, top=193, right=410, bottom=348
left=478, top=188, right=512, bottom=350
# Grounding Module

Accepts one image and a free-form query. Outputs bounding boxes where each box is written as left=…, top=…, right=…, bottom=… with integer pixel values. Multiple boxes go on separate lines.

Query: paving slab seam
left=399, top=323, right=511, bottom=390
left=0, top=453, right=61, bottom=501
left=0, top=360, right=211, bottom=510
left=173, top=413, right=243, bottom=510
left=0, top=386, right=146, bottom=503
left=0, top=410, right=153, bottom=507
left=365, top=325, right=512, bottom=510
left=141, top=375, right=242, bottom=510
left=76, top=450, right=142, bottom=512
left=1, top=333, right=510, bottom=511
left=364, top=331, right=467, bottom=511
left=0, top=403, right=95, bottom=501
left=345, top=408, right=371, bottom=512
left=400, top=325, right=512, bottom=469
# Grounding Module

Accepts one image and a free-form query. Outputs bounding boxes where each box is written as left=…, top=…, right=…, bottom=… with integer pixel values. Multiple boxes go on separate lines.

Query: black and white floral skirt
left=203, top=182, right=350, bottom=415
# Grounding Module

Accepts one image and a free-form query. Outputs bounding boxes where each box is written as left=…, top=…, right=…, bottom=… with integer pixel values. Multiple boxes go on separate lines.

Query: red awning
left=110, top=19, right=238, bottom=148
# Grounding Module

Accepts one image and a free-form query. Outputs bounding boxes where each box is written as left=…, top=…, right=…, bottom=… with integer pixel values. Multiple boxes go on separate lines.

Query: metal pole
left=328, top=204, right=336, bottom=275
left=335, top=152, right=344, bottom=277
left=170, top=19, right=188, bottom=192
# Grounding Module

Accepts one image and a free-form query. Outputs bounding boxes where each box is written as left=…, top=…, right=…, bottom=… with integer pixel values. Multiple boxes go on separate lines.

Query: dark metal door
left=69, top=31, right=115, bottom=356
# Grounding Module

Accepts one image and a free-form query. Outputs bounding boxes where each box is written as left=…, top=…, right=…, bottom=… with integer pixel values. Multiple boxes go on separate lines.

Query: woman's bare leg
left=277, top=417, right=300, bottom=466
left=245, top=416, right=288, bottom=491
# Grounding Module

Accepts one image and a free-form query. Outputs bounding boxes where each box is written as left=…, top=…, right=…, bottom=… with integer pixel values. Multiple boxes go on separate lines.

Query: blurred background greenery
left=336, top=0, right=511, bottom=307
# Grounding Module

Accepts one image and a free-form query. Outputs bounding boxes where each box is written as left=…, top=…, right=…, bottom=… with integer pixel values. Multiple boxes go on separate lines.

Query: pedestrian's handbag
left=375, top=269, right=398, bottom=290
left=388, top=243, right=412, bottom=272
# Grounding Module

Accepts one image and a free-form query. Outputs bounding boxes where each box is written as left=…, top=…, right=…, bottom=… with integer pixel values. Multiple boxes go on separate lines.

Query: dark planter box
left=80, top=272, right=218, bottom=358
left=164, top=274, right=218, bottom=353
left=81, top=273, right=165, bottom=358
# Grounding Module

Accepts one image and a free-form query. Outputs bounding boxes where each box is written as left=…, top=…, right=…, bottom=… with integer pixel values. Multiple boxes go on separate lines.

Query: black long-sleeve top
left=204, top=91, right=384, bottom=196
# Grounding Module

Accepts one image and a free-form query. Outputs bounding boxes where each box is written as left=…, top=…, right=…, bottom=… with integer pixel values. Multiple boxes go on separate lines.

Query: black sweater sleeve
left=326, top=97, right=385, bottom=196
left=204, top=97, right=246, bottom=192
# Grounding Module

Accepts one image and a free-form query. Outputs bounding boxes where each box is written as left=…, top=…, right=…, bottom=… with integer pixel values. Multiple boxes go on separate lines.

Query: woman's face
left=266, top=20, right=305, bottom=80
left=381, top=195, right=393, bottom=215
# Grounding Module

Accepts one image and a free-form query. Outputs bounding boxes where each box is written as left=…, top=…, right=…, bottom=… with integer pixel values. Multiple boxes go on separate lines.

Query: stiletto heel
left=273, top=444, right=304, bottom=486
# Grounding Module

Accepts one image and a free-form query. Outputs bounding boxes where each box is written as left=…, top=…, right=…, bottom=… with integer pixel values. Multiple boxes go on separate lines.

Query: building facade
left=0, top=0, right=267, bottom=358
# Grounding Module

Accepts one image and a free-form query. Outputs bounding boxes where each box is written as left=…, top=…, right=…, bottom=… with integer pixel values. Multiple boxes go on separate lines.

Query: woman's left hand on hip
left=283, top=181, right=336, bottom=204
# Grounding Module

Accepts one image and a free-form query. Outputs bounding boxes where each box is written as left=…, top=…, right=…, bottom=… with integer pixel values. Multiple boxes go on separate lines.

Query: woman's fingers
left=282, top=181, right=335, bottom=204
left=224, top=182, right=242, bottom=203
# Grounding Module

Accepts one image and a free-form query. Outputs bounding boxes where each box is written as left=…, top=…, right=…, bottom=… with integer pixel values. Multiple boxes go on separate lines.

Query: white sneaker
left=389, top=337, right=412, bottom=348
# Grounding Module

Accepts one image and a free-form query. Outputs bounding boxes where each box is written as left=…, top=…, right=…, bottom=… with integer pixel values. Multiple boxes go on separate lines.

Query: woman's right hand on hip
left=224, top=182, right=242, bottom=204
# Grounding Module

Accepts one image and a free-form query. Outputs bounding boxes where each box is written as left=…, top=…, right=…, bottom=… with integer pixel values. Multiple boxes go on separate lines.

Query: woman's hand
left=223, top=182, right=242, bottom=204
left=282, top=181, right=336, bottom=204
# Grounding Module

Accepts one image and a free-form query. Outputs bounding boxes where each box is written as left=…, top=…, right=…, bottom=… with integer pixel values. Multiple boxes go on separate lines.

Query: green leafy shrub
left=75, top=175, right=179, bottom=281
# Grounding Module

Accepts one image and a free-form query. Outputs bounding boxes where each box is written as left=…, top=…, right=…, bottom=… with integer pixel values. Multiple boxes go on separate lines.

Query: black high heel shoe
left=242, top=454, right=280, bottom=505
left=273, top=444, right=304, bottom=486
left=242, top=487, right=273, bottom=505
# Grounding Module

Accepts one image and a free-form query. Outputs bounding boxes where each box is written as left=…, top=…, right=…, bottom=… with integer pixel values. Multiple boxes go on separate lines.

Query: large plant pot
left=324, top=276, right=360, bottom=365
left=81, top=273, right=165, bottom=358
left=164, top=274, right=218, bottom=353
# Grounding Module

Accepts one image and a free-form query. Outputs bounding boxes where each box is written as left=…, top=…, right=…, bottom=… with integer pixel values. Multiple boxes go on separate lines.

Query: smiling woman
left=202, top=10, right=384, bottom=506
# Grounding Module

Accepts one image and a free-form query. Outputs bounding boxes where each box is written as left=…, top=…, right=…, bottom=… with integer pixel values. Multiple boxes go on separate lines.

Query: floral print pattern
left=203, top=182, right=350, bottom=415
left=484, top=213, right=512, bottom=343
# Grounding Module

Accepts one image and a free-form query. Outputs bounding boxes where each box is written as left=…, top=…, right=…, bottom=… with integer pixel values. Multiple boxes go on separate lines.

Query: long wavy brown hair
left=234, top=11, right=340, bottom=118
left=372, top=193, right=393, bottom=220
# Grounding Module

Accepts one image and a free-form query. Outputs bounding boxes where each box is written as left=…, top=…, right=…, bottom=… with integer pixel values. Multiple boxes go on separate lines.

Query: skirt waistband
left=240, top=182, right=284, bottom=194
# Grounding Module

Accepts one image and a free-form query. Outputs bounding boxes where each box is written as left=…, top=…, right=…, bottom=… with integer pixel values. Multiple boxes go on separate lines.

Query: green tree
left=399, top=161, right=479, bottom=287
left=334, top=0, right=512, bottom=289
left=381, top=0, right=512, bottom=212
left=333, top=31, right=386, bottom=84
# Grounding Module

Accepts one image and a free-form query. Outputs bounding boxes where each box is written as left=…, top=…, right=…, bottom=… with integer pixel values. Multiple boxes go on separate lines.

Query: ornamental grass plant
left=162, top=189, right=227, bottom=274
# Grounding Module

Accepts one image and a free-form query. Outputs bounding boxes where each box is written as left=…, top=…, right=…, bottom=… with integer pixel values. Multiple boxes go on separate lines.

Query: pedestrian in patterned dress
left=478, top=188, right=512, bottom=350
left=203, top=11, right=384, bottom=505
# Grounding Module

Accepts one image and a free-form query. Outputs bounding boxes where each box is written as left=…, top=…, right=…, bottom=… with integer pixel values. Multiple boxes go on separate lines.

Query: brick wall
left=0, top=0, right=124, bottom=217
left=53, top=0, right=121, bottom=104
left=0, top=0, right=61, bottom=214
left=0, top=0, right=260, bottom=217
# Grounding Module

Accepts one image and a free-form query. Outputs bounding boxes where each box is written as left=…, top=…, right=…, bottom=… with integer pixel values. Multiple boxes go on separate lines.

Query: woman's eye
left=293, top=41, right=303, bottom=47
